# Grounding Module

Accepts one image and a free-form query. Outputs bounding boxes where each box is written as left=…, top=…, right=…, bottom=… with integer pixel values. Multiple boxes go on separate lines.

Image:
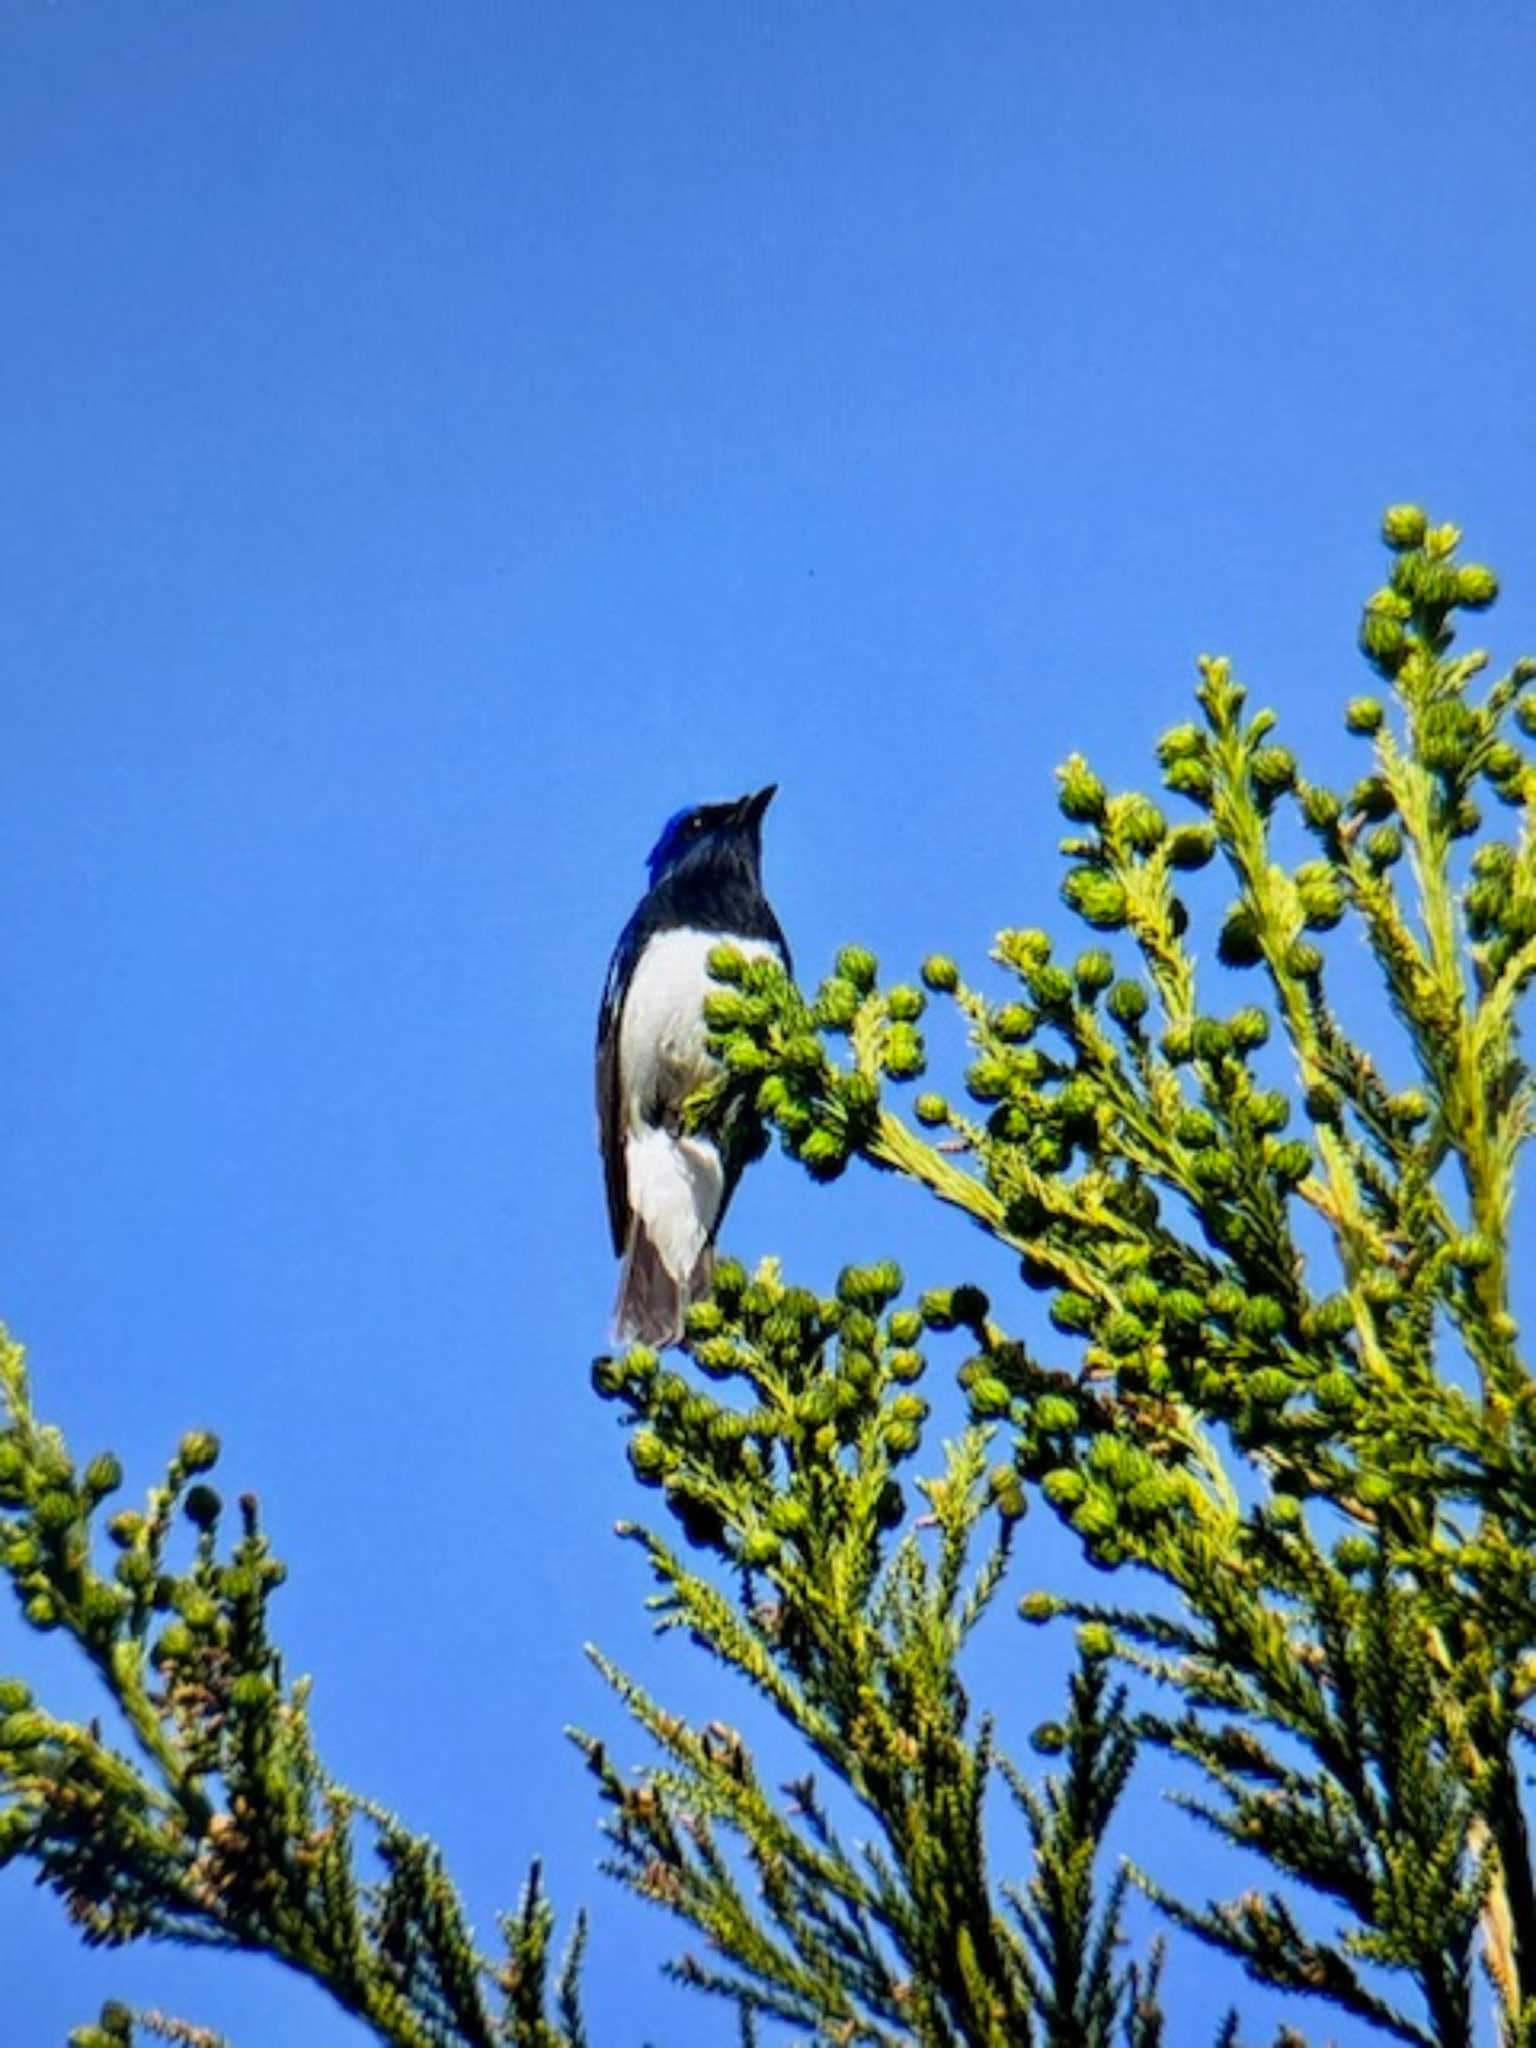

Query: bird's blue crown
left=645, top=787, right=776, bottom=889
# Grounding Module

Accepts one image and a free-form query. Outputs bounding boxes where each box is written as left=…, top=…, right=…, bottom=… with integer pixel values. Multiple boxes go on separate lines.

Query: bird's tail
left=613, top=1223, right=714, bottom=1349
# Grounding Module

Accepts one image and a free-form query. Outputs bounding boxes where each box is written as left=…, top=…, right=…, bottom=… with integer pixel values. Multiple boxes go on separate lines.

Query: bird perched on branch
left=597, top=786, right=790, bottom=1347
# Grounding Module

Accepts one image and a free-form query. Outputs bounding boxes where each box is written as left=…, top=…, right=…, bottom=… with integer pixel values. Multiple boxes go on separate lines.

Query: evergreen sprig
left=689, top=507, right=1536, bottom=2044
left=0, top=1334, right=587, bottom=2048
left=583, top=1257, right=1163, bottom=2044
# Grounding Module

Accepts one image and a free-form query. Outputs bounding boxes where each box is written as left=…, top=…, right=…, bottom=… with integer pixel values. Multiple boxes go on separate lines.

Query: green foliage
left=0, top=1334, right=587, bottom=2048
left=583, top=1258, right=1151, bottom=2044
left=684, top=506, right=1536, bottom=2045
left=4, top=505, right=1535, bottom=2047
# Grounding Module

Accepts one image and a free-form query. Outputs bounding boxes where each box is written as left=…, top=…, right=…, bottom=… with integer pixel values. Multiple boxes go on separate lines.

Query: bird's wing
left=596, top=920, right=638, bottom=1255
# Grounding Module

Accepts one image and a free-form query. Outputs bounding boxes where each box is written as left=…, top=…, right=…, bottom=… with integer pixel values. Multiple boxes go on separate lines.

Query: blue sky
left=1, top=2, right=1534, bottom=2041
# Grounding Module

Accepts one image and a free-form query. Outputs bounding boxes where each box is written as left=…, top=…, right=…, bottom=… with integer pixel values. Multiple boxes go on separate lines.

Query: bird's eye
left=688, top=815, right=704, bottom=835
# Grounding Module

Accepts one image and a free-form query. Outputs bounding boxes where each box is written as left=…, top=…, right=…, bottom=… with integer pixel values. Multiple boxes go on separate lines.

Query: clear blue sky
left=1, top=3, right=1534, bottom=2042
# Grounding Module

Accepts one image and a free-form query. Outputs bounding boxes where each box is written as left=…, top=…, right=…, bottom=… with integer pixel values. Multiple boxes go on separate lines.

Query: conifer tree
left=1, top=507, right=1532, bottom=2046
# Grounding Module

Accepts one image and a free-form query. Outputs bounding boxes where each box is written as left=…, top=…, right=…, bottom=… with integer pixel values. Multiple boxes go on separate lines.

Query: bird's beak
left=737, top=784, right=777, bottom=829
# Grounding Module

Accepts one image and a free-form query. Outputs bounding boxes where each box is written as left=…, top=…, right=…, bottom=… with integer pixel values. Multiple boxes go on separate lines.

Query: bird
left=597, top=786, right=791, bottom=1348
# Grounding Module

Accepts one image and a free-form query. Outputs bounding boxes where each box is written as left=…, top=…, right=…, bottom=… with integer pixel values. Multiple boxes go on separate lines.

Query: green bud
left=0, top=1709, right=51, bottom=1747
left=835, top=946, right=878, bottom=991
left=1284, top=940, right=1324, bottom=980
left=178, top=1431, right=220, bottom=1474
left=1249, top=1089, right=1290, bottom=1133
left=1365, top=823, right=1403, bottom=868
left=841, top=1071, right=879, bottom=1116
left=1161, top=1288, right=1203, bottom=1328
left=702, top=989, right=753, bottom=1030
left=1057, top=753, right=1107, bottom=822
left=1267, top=1139, right=1313, bottom=1187
left=1333, top=1534, right=1375, bottom=1573
left=966, top=1055, right=1012, bottom=1102
left=1299, top=782, right=1342, bottom=832
left=1033, top=1394, right=1079, bottom=1432
left=1310, top=1294, right=1356, bottom=1339
left=1073, top=1494, right=1118, bottom=1539
left=1163, top=756, right=1214, bottom=803
left=692, top=1337, right=738, bottom=1379
left=24, top=1595, right=57, bottom=1632
left=628, top=1432, right=671, bottom=1483
left=83, top=1453, right=123, bottom=1499
left=888, top=1393, right=929, bottom=1428
left=920, top=954, right=960, bottom=993
left=706, top=943, right=747, bottom=984
left=184, top=1485, right=221, bottom=1530
left=881, top=1023, right=926, bottom=1079
left=1359, top=606, right=1407, bottom=671
left=995, top=927, right=1052, bottom=972
left=919, top=1289, right=957, bottom=1331
left=1175, top=1109, right=1218, bottom=1149
left=1303, top=1082, right=1340, bottom=1125
left=1041, top=1468, right=1086, bottom=1508
left=1228, top=1006, right=1270, bottom=1050
left=913, top=1092, right=949, bottom=1126
left=154, top=1622, right=195, bottom=1662
left=1019, top=1589, right=1062, bottom=1622
left=1386, top=1088, right=1429, bottom=1127
left=1061, top=868, right=1128, bottom=931
left=887, top=1308, right=923, bottom=1346
left=1237, top=1294, right=1286, bottom=1340
left=1191, top=1018, right=1232, bottom=1061
left=815, top=976, right=861, bottom=1029
left=1249, top=745, right=1296, bottom=801
left=1156, top=722, right=1206, bottom=765
left=967, top=1377, right=1011, bottom=1419
left=1217, top=904, right=1263, bottom=968
left=1345, top=696, right=1385, bottom=735
left=1314, top=1371, right=1357, bottom=1412
left=1189, top=1150, right=1236, bottom=1193
left=114, top=1551, right=154, bottom=1592
left=885, top=984, right=925, bottom=1023
left=1484, top=740, right=1524, bottom=788
left=1049, top=1292, right=1097, bottom=1335
left=799, top=1127, right=849, bottom=1179
left=1458, top=564, right=1499, bottom=610
left=1030, top=1719, right=1067, bottom=1755
left=1381, top=504, right=1428, bottom=549
left=33, top=1489, right=77, bottom=1534
left=80, top=1583, right=125, bottom=1635
left=1076, top=1620, right=1114, bottom=1659
left=1073, top=950, right=1115, bottom=995
left=1166, top=823, right=1217, bottom=870
left=1106, top=979, right=1149, bottom=1027
left=1031, top=964, right=1074, bottom=1008
left=991, top=1471, right=1027, bottom=1521
left=723, top=1037, right=768, bottom=1074
left=1295, top=861, right=1346, bottom=930
left=1117, top=794, right=1167, bottom=853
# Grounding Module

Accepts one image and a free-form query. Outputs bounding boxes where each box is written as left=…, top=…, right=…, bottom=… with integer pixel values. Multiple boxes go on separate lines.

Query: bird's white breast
left=618, top=926, right=780, bottom=1128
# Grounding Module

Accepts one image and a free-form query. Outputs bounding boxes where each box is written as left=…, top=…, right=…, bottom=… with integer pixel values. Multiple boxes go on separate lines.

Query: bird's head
left=646, top=785, right=777, bottom=890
